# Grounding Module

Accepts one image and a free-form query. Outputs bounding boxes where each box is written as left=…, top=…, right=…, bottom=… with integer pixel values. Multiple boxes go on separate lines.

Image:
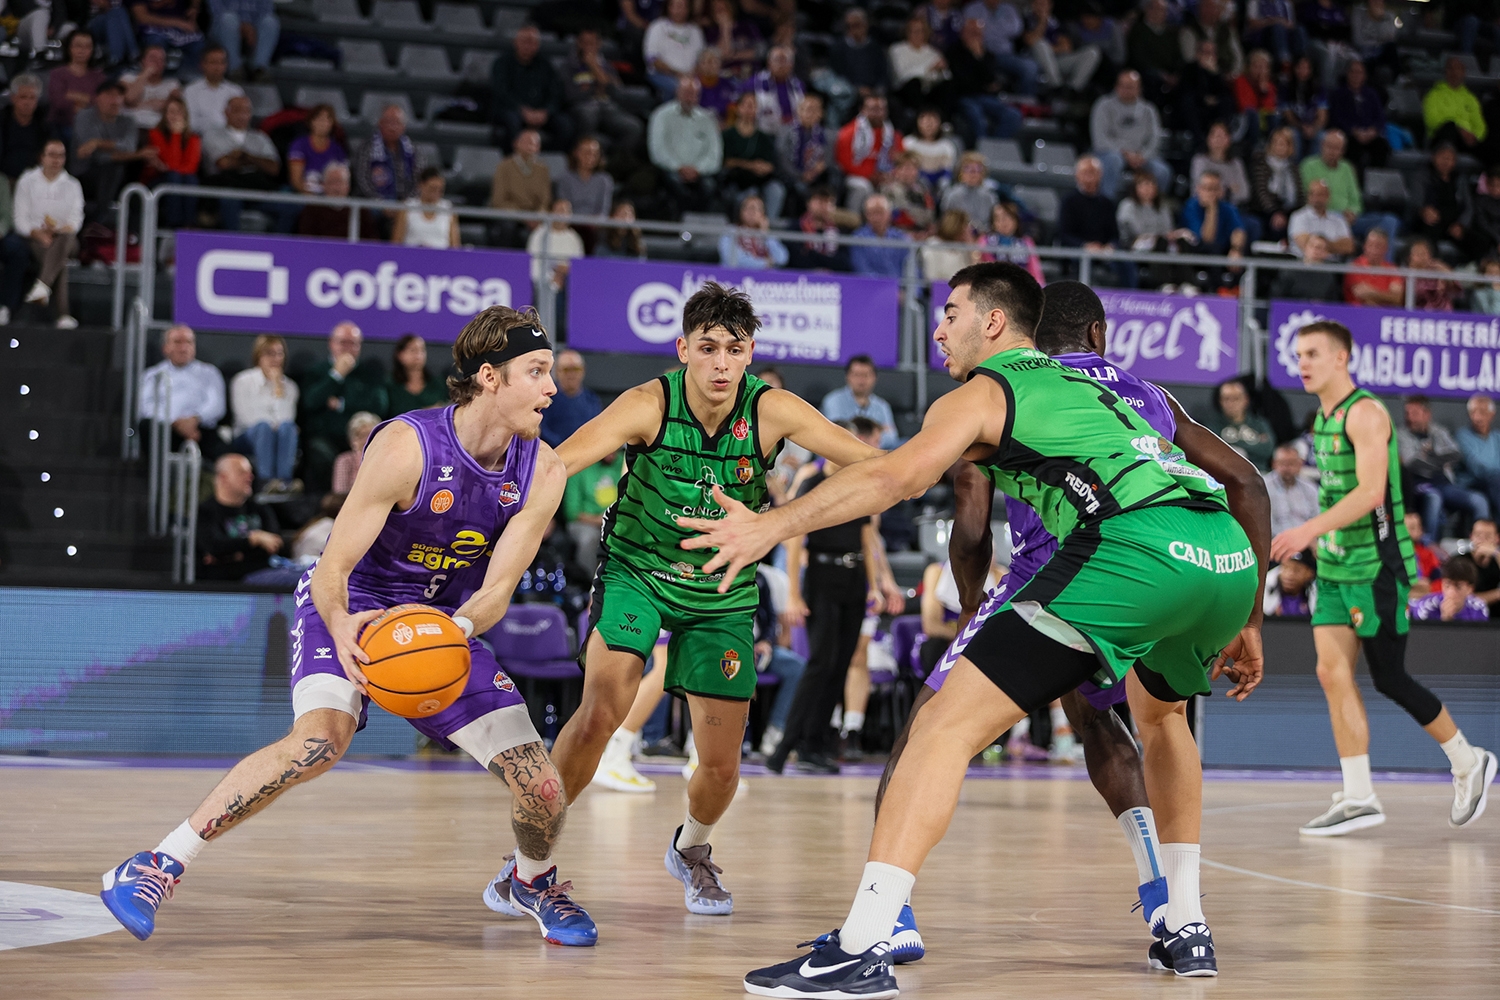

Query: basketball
left=357, top=604, right=471, bottom=718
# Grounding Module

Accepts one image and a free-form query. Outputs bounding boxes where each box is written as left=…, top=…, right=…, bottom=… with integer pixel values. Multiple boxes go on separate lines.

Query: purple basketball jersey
left=289, top=406, right=541, bottom=748
left=930, top=354, right=1179, bottom=695
left=345, top=406, right=539, bottom=614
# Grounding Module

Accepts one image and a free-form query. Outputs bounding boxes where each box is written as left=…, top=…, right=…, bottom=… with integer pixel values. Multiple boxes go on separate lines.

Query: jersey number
left=423, top=574, right=446, bottom=600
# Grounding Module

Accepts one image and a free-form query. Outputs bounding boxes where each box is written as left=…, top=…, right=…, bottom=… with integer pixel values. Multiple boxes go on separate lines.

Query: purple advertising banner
left=1268, top=300, right=1500, bottom=398
left=173, top=231, right=532, bottom=341
left=566, top=257, right=899, bottom=366
left=928, top=283, right=1239, bottom=385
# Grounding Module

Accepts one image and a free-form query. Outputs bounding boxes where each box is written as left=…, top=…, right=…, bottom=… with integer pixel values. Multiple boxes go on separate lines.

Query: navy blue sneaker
left=482, top=853, right=524, bottom=917
left=510, top=867, right=598, bottom=946
left=744, top=931, right=899, bottom=999
left=1159, top=923, right=1217, bottom=977
left=1147, top=936, right=1173, bottom=973
left=1137, top=875, right=1169, bottom=937
left=889, top=903, right=924, bottom=964
left=100, top=851, right=184, bottom=941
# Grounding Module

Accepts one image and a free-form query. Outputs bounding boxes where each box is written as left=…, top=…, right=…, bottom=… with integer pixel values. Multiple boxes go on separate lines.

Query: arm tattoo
left=489, top=742, right=568, bottom=859
left=198, top=738, right=341, bottom=840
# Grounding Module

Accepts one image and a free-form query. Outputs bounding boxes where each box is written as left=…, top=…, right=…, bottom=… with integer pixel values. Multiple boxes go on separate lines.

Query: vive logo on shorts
left=617, top=617, right=643, bottom=636
left=1169, top=541, right=1255, bottom=574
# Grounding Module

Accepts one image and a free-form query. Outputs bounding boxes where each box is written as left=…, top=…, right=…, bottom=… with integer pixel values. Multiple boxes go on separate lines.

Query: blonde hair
left=251, top=334, right=286, bottom=366
left=937, top=209, right=970, bottom=242
left=447, top=305, right=546, bottom=406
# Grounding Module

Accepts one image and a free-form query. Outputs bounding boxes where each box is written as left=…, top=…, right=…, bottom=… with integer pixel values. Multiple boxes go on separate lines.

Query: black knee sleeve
left=1361, top=632, right=1443, bottom=727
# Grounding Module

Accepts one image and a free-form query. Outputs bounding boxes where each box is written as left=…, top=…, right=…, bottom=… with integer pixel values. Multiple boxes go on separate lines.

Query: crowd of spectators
left=3, top=1, right=1500, bottom=317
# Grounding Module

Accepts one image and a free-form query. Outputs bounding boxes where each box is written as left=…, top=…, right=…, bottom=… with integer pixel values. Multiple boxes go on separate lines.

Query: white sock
left=1340, top=754, right=1375, bottom=800
left=1009, top=717, right=1031, bottom=740
left=1440, top=731, right=1480, bottom=775
left=676, top=813, right=714, bottom=851
left=513, top=850, right=553, bottom=884
left=839, top=862, right=916, bottom=954
left=842, top=711, right=865, bottom=735
left=1161, top=843, right=1204, bottom=932
left=1050, top=703, right=1070, bottom=734
left=1116, top=807, right=1163, bottom=886
left=154, top=820, right=206, bottom=867
left=831, top=706, right=843, bottom=730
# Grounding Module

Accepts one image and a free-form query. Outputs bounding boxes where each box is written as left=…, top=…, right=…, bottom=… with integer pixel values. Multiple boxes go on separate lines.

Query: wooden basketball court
left=3, top=758, right=1496, bottom=998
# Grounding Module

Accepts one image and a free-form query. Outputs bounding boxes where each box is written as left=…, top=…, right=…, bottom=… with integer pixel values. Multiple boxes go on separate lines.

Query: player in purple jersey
left=100, top=308, right=599, bottom=948
left=873, top=282, right=1272, bottom=972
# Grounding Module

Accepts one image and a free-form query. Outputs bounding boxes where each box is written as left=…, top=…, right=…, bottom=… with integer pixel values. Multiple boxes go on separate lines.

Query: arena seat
left=400, top=44, right=458, bottom=80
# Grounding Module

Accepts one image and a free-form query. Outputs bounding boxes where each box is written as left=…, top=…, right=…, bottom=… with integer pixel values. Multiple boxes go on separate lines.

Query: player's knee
left=286, top=710, right=353, bottom=774
left=1314, top=657, right=1352, bottom=692
left=694, top=754, right=740, bottom=790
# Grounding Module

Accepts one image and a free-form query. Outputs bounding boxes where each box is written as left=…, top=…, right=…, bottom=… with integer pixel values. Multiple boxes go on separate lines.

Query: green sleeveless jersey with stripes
left=600, top=369, right=781, bottom=616
left=969, top=347, right=1229, bottom=542
left=1312, top=387, right=1417, bottom=585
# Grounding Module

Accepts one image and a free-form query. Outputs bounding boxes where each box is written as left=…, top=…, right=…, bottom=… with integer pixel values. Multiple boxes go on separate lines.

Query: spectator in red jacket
left=144, top=94, right=200, bottom=227
left=1405, top=510, right=1444, bottom=596
left=836, top=93, right=903, bottom=211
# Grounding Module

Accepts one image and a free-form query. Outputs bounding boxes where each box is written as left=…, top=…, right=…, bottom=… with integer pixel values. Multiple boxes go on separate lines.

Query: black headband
left=454, top=325, right=553, bottom=378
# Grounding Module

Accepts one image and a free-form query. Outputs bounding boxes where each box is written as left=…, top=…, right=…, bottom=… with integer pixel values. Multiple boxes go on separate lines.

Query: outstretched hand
left=1211, top=624, right=1264, bottom=701
left=677, top=485, right=779, bottom=593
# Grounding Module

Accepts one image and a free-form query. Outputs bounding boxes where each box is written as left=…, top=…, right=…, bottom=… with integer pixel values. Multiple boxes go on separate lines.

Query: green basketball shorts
left=997, top=505, right=1260, bottom=702
left=1311, top=564, right=1410, bottom=639
left=584, top=555, right=757, bottom=701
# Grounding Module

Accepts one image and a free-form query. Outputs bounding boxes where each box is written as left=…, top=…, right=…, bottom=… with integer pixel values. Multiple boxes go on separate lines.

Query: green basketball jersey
left=970, top=348, right=1229, bottom=542
left=1311, top=387, right=1417, bottom=585
left=600, top=369, right=781, bottom=616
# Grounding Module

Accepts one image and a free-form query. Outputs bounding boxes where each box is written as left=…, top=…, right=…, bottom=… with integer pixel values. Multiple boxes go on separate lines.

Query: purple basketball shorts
left=288, top=595, right=527, bottom=751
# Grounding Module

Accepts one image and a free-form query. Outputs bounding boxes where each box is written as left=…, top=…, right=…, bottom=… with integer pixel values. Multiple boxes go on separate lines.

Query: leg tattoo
left=489, top=742, right=567, bottom=860
left=198, top=737, right=342, bottom=841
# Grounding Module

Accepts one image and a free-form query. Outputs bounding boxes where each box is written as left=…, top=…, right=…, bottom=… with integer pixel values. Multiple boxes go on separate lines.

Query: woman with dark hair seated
left=386, top=334, right=448, bottom=415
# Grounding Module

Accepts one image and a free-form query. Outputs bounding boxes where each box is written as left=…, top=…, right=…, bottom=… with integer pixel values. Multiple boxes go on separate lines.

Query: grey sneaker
left=1299, top=792, right=1386, bottom=837
left=1450, top=749, right=1498, bottom=828
left=664, top=828, right=733, bottom=914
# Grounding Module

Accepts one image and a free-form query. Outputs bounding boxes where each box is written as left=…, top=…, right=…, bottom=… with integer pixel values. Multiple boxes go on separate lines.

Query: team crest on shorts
left=499, top=481, right=522, bottom=506
left=430, top=489, right=454, bottom=513
left=1350, top=606, right=1365, bottom=628
left=731, top=417, right=749, bottom=440
left=721, top=649, right=741, bottom=680
left=493, top=669, right=516, bottom=693
left=735, top=457, right=754, bottom=483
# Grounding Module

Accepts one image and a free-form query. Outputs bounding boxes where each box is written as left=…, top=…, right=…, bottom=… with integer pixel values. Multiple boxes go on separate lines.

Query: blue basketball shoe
left=1155, top=922, right=1218, bottom=977
left=100, top=851, right=184, bottom=941
left=482, top=853, right=524, bottom=917
left=744, top=930, right=898, bottom=999
left=889, top=903, right=924, bottom=963
left=509, top=866, right=598, bottom=946
left=1136, top=875, right=1169, bottom=937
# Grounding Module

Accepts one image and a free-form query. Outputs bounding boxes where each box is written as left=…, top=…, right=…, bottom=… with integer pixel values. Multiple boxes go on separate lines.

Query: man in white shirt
left=202, top=95, right=282, bottom=231
left=1287, top=179, right=1356, bottom=258
left=1263, top=443, right=1320, bottom=537
left=139, top=324, right=228, bottom=458
left=1088, top=69, right=1172, bottom=198
left=643, top=0, right=705, bottom=100
left=183, top=46, right=245, bottom=134
left=648, top=76, right=722, bottom=213
left=122, top=46, right=182, bottom=130
left=13, top=139, right=85, bottom=329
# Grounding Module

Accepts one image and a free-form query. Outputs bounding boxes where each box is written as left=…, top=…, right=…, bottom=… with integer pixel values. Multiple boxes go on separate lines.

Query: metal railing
left=166, top=439, right=201, bottom=584
left=111, top=182, right=1500, bottom=420
left=119, top=295, right=151, bottom=461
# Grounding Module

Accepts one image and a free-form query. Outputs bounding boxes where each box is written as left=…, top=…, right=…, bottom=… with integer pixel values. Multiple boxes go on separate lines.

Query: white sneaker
left=1451, top=749, right=1498, bottom=828
left=594, top=746, right=656, bottom=793
left=1050, top=732, right=1083, bottom=763
left=759, top=725, right=783, bottom=757
left=55, top=315, right=78, bottom=329
left=0, top=306, right=10, bottom=325
left=1299, top=792, right=1385, bottom=836
left=25, top=280, right=49, bottom=305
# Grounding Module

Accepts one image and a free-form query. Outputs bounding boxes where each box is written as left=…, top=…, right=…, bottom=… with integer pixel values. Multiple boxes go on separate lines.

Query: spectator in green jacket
left=298, top=321, right=388, bottom=493
left=1423, top=55, right=1487, bottom=152
left=563, top=450, right=624, bottom=574
left=1299, top=128, right=1400, bottom=244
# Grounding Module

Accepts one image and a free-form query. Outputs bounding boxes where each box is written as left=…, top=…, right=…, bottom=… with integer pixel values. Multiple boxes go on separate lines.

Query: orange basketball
left=357, top=604, right=471, bottom=718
